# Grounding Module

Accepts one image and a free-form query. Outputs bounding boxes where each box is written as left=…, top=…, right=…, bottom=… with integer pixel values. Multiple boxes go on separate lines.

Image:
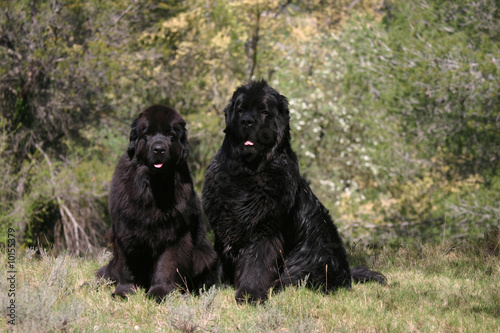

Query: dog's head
left=127, top=105, right=189, bottom=174
left=223, top=80, right=290, bottom=164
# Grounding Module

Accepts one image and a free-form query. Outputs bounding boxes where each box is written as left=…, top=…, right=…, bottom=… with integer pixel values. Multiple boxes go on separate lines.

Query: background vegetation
left=1, top=0, right=498, bottom=254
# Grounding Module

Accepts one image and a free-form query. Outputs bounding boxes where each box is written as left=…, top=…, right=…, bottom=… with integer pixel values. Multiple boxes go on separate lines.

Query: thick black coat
left=202, top=80, right=385, bottom=303
left=97, top=105, right=218, bottom=301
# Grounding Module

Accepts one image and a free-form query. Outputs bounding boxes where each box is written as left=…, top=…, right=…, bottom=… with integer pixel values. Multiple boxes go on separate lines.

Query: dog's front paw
left=147, top=284, right=176, bottom=303
left=235, top=287, right=267, bottom=305
left=112, top=283, right=135, bottom=299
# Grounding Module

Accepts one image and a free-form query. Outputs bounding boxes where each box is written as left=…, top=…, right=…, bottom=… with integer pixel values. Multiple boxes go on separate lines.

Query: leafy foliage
left=0, top=0, right=498, bottom=252
left=330, top=0, right=500, bottom=242
left=353, top=0, right=500, bottom=176
left=0, top=0, right=118, bottom=253
left=0, top=0, right=111, bottom=159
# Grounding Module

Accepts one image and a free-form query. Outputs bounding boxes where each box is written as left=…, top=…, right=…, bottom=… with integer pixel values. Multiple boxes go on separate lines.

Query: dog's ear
left=127, top=118, right=139, bottom=159
left=223, top=100, right=235, bottom=134
left=223, top=89, right=245, bottom=133
left=277, top=93, right=289, bottom=116
left=179, top=128, right=190, bottom=164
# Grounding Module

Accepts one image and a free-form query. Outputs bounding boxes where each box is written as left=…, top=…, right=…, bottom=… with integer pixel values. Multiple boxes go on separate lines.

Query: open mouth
left=244, top=141, right=254, bottom=146
left=153, top=161, right=164, bottom=169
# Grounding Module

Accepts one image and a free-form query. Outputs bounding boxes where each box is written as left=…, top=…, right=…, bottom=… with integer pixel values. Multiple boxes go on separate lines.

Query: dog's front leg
left=147, top=234, right=193, bottom=302
left=234, top=235, right=282, bottom=304
left=112, top=244, right=136, bottom=299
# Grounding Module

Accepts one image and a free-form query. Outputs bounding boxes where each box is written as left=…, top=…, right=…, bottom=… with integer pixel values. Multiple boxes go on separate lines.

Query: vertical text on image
left=7, top=227, right=16, bottom=325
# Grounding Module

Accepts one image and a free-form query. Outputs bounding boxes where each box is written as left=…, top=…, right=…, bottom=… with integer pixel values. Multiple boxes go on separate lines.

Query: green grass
left=1, top=238, right=498, bottom=332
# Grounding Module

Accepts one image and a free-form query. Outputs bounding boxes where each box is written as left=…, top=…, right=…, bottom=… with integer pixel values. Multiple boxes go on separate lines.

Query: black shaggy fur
left=202, top=80, right=385, bottom=303
left=97, top=105, right=218, bottom=301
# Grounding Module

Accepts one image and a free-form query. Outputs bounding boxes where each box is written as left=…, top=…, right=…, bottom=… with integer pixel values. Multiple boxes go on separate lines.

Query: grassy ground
left=1, top=237, right=498, bottom=332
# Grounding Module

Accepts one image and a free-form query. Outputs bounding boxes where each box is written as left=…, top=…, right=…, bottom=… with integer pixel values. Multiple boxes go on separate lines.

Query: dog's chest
left=225, top=172, right=279, bottom=203
left=124, top=207, right=189, bottom=245
left=215, top=173, right=289, bottom=234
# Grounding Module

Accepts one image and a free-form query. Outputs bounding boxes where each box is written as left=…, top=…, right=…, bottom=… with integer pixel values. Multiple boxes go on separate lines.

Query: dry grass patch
left=1, top=240, right=498, bottom=332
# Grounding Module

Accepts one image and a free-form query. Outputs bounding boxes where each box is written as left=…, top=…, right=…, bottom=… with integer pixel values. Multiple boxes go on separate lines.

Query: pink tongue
left=154, top=163, right=163, bottom=169
left=244, top=141, right=254, bottom=146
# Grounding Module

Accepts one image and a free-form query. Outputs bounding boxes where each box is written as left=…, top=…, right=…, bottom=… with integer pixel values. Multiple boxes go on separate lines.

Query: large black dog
left=97, top=105, right=218, bottom=301
left=202, top=80, right=385, bottom=303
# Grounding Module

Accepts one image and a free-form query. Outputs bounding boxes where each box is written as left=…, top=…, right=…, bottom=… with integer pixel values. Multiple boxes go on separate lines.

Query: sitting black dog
left=202, top=80, right=385, bottom=303
left=97, top=105, right=219, bottom=301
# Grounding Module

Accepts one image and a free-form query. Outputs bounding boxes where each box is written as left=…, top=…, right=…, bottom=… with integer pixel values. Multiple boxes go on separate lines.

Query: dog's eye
left=261, top=110, right=269, bottom=115
left=144, top=130, right=152, bottom=136
left=167, top=131, right=176, bottom=138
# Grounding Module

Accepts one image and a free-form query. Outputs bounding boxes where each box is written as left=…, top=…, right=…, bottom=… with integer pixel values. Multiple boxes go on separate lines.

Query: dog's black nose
left=240, top=115, right=254, bottom=128
left=152, top=144, right=166, bottom=155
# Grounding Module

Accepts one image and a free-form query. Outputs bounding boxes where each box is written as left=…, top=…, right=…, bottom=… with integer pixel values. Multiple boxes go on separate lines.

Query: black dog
left=97, top=105, right=218, bottom=301
left=202, top=80, right=385, bottom=303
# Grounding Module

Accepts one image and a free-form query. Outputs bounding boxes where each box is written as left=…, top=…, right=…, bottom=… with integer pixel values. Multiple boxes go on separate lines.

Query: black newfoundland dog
left=97, top=105, right=218, bottom=301
left=202, top=80, right=385, bottom=303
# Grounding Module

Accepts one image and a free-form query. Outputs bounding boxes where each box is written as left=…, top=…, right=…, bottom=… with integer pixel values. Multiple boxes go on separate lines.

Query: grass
left=1, top=236, right=498, bottom=332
